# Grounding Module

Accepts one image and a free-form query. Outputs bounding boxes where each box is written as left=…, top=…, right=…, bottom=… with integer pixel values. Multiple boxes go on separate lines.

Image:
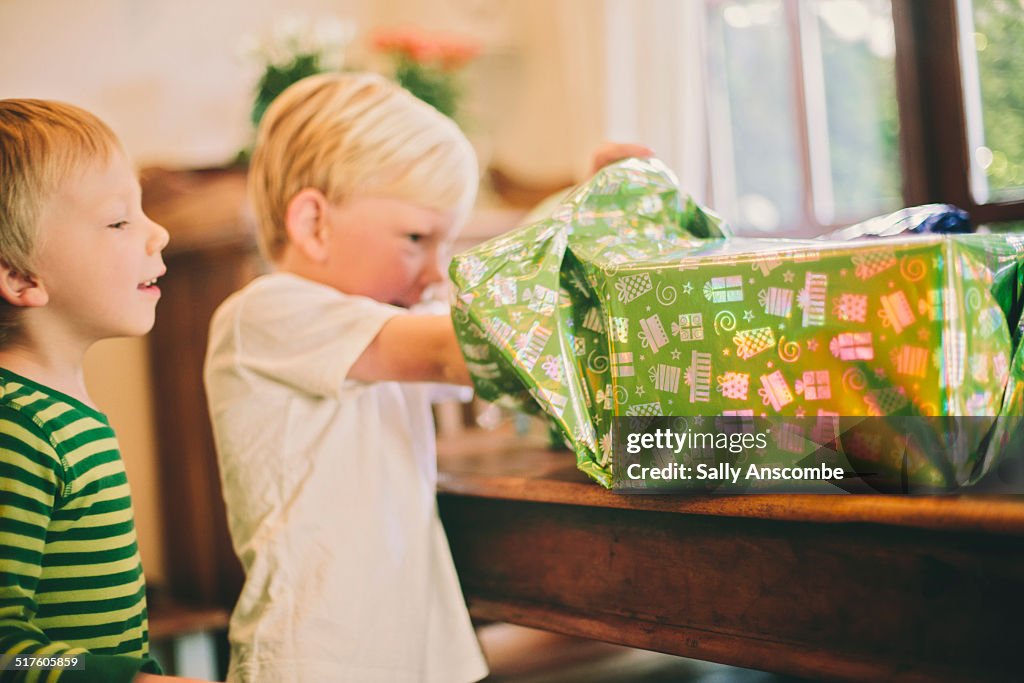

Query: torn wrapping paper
left=450, top=158, right=1024, bottom=489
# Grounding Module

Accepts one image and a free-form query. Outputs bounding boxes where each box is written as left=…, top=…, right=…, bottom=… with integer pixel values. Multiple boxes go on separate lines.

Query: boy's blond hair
left=0, top=99, right=122, bottom=345
left=249, top=72, right=479, bottom=262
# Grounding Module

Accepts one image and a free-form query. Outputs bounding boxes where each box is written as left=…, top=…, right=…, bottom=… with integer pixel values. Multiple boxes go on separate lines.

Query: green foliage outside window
left=973, top=0, right=1024, bottom=199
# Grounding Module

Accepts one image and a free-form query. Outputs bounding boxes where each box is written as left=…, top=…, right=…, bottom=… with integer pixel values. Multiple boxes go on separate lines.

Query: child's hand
left=133, top=673, right=218, bottom=682
left=589, top=142, right=654, bottom=176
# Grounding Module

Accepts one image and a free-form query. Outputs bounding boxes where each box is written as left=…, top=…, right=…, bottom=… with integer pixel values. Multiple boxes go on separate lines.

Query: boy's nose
left=147, top=218, right=170, bottom=254
left=421, top=253, right=445, bottom=286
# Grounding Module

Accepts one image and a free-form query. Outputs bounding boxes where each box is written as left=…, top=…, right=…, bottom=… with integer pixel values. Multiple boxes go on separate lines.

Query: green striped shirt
left=0, top=368, right=160, bottom=682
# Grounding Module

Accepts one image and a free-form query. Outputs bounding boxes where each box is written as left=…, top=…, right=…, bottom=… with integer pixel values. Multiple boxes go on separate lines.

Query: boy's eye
left=107, top=220, right=129, bottom=230
left=407, top=233, right=425, bottom=243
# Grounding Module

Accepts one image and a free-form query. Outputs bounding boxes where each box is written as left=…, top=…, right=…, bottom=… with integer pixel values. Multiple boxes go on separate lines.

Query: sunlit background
left=1, top=1, right=1023, bottom=679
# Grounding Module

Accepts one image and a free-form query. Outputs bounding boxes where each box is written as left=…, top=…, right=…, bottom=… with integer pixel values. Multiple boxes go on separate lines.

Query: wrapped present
left=450, top=158, right=1024, bottom=489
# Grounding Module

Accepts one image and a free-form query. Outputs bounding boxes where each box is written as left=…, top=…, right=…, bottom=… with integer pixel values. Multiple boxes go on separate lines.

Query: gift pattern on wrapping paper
left=586, top=238, right=1010, bottom=427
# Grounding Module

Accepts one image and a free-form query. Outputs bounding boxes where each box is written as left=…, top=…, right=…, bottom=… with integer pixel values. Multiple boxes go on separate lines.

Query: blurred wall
left=0, top=0, right=367, bottom=168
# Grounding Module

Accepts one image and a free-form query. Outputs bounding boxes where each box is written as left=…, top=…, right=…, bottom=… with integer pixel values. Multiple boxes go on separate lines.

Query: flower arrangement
left=372, top=28, right=480, bottom=120
left=239, top=19, right=479, bottom=163
left=242, top=16, right=356, bottom=127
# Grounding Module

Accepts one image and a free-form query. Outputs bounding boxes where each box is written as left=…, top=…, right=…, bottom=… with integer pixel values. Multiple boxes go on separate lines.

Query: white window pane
left=809, top=0, right=902, bottom=222
left=707, top=0, right=803, bottom=233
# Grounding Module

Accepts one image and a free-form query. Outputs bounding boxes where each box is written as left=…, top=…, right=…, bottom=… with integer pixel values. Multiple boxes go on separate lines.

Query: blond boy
left=0, top=99, right=205, bottom=683
left=203, top=73, right=488, bottom=683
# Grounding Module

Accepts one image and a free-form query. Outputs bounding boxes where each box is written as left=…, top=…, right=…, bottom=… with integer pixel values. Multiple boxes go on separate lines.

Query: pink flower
left=372, top=27, right=479, bottom=70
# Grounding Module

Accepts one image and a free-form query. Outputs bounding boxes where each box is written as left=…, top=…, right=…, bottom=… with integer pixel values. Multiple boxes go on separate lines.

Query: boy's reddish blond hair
left=0, top=99, right=122, bottom=345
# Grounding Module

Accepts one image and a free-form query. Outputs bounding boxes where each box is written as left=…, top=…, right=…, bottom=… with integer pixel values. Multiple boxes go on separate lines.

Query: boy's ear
left=285, top=189, right=331, bottom=263
left=0, top=263, right=48, bottom=308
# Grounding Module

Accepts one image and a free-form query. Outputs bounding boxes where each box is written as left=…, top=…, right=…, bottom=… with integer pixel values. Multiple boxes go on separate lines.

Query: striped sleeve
left=0, top=409, right=157, bottom=683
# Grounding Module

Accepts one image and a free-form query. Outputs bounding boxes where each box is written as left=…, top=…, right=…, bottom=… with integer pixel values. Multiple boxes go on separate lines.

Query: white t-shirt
left=204, top=272, right=488, bottom=683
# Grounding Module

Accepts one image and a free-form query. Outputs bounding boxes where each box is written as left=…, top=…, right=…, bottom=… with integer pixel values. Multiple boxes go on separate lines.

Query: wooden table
left=436, top=429, right=1024, bottom=683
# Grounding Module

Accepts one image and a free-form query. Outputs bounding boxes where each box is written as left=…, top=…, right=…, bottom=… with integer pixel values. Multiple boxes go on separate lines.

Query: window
left=705, top=0, right=900, bottom=235
left=892, top=0, right=1024, bottom=226
left=602, top=0, right=1024, bottom=234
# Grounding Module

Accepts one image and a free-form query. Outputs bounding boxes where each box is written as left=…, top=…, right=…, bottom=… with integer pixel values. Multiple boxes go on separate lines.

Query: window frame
left=893, top=0, right=1024, bottom=225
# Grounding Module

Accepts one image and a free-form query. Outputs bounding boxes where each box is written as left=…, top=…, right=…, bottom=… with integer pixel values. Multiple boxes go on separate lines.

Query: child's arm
left=133, top=674, right=214, bottom=682
left=347, top=315, right=470, bottom=385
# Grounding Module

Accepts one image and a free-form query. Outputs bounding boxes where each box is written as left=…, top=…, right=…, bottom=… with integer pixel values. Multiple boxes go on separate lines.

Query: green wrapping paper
left=450, top=158, right=1024, bottom=489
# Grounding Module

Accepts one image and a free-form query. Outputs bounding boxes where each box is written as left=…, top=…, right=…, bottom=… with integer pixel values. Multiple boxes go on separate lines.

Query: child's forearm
left=348, top=314, right=471, bottom=385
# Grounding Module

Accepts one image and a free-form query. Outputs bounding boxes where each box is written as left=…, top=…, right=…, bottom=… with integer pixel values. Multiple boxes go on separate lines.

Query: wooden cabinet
left=142, top=167, right=259, bottom=608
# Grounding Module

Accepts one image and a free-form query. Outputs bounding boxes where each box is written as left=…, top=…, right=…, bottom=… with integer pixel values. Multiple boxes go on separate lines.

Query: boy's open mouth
left=138, top=272, right=165, bottom=290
